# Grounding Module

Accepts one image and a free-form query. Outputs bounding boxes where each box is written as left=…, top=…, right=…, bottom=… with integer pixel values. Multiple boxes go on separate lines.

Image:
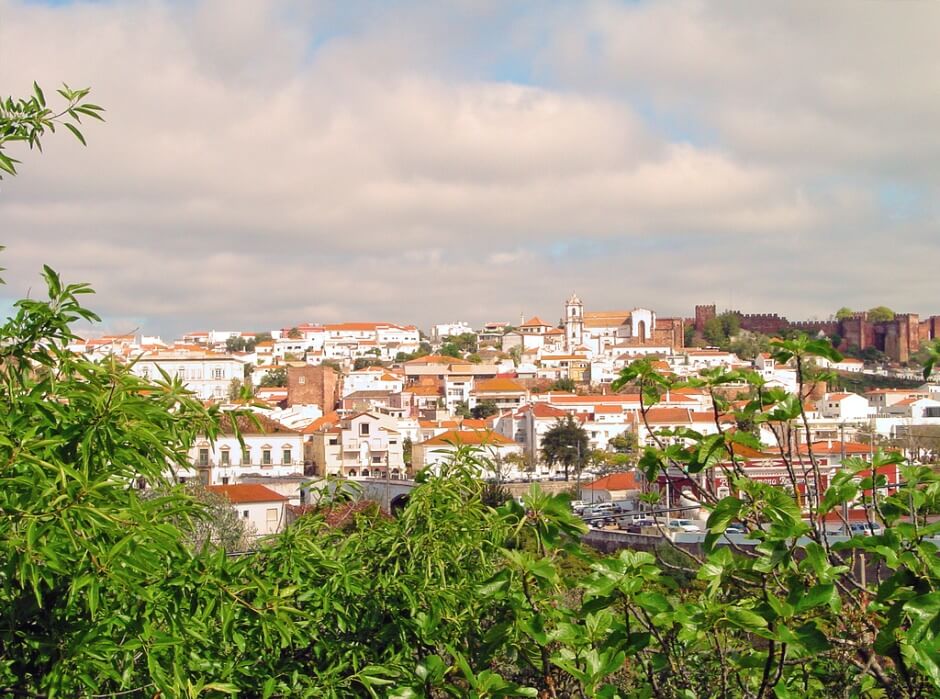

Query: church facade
left=564, top=294, right=685, bottom=355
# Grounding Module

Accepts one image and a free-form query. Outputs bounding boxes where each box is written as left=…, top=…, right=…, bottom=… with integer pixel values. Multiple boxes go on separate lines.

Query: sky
left=2, top=0, right=939, bottom=339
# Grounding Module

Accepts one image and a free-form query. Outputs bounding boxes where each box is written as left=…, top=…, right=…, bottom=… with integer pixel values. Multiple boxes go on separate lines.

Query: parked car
left=619, top=517, right=656, bottom=532
left=667, top=519, right=702, bottom=532
left=570, top=500, right=587, bottom=512
left=848, top=522, right=883, bottom=536
left=723, top=526, right=746, bottom=535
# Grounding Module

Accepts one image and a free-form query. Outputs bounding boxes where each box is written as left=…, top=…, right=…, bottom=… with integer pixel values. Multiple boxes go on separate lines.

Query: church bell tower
left=565, top=293, right=583, bottom=351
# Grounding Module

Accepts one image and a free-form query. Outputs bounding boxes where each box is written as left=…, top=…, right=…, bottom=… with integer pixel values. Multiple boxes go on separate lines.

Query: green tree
left=287, top=326, right=301, bottom=339
left=608, top=429, right=638, bottom=454
left=454, top=400, right=472, bottom=419
left=353, top=357, right=383, bottom=370
left=440, top=342, right=462, bottom=358
left=470, top=399, right=499, bottom=419
left=835, top=306, right=855, bottom=320
left=146, top=482, right=255, bottom=553
left=227, top=377, right=253, bottom=401
left=541, top=415, right=589, bottom=480
left=444, top=332, right=478, bottom=354
left=549, top=377, right=576, bottom=392
left=868, top=305, right=896, bottom=322
left=259, top=367, right=287, bottom=387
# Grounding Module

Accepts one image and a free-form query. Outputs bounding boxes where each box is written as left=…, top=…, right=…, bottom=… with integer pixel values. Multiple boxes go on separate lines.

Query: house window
left=262, top=449, right=272, bottom=466
left=282, top=448, right=292, bottom=465
left=242, top=448, right=250, bottom=465
left=242, top=510, right=249, bottom=519
left=213, top=368, right=223, bottom=380
left=298, top=376, right=306, bottom=384
left=177, top=367, right=187, bottom=379
left=372, top=456, right=382, bottom=464
left=198, top=448, right=209, bottom=467
left=220, top=448, right=230, bottom=466
left=221, top=476, right=230, bottom=485
left=266, top=508, right=278, bottom=531
left=178, top=476, right=188, bottom=484
left=329, top=438, right=339, bottom=446
left=360, top=423, right=370, bottom=436
left=141, top=366, right=149, bottom=378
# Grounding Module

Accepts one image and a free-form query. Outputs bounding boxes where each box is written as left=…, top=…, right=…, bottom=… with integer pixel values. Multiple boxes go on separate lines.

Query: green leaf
left=64, top=122, right=86, bottom=146
left=726, top=606, right=769, bottom=630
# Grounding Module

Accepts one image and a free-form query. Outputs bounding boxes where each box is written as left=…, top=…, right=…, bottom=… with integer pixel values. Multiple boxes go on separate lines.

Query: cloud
left=1, top=0, right=937, bottom=338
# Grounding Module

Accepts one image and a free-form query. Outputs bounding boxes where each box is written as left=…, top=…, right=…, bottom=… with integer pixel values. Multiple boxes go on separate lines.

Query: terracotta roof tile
left=206, top=484, right=287, bottom=504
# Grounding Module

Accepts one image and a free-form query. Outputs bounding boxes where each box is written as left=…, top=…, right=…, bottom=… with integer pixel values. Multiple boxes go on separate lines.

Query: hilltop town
left=66, top=294, right=940, bottom=537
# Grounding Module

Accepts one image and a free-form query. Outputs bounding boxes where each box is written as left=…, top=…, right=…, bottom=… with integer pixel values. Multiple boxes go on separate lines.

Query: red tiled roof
left=405, top=354, right=471, bottom=366
left=420, top=430, right=515, bottom=447
left=594, top=404, right=623, bottom=414
left=583, top=472, right=640, bottom=491
left=473, top=378, right=527, bottom=393
left=799, top=441, right=875, bottom=456
left=519, top=403, right=569, bottom=419
left=207, top=484, right=287, bottom=504
left=302, top=411, right=341, bottom=434
left=219, top=413, right=297, bottom=435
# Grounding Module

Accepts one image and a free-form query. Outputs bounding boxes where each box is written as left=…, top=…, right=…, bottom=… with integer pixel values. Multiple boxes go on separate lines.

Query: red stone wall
left=286, top=365, right=340, bottom=410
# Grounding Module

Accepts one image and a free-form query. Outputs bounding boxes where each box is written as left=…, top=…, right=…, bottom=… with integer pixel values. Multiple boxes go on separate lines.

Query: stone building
left=286, top=365, right=341, bottom=411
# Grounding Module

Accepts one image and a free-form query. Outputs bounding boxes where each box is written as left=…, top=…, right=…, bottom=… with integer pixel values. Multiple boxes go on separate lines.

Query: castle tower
left=565, top=293, right=584, bottom=351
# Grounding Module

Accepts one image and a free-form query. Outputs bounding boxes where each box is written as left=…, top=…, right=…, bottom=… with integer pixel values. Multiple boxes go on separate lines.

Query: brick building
left=286, top=365, right=341, bottom=411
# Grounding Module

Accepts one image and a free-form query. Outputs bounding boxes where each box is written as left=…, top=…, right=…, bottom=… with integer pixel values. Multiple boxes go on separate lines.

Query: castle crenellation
left=692, top=302, right=940, bottom=364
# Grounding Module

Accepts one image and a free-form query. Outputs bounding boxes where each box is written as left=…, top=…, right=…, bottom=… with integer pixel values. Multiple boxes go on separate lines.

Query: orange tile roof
left=519, top=403, right=569, bottom=419
left=583, top=472, right=640, bottom=491
left=405, top=354, right=471, bottom=365
left=594, top=404, right=623, bottom=414
left=459, top=418, right=489, bottom=429
left=302, top=411, right=341, bottom=434
left=520, top=316, right=551, bottom=327
left=420, top=429, right=515, bottom=447
left=800, top=441, right=876, bottom=456
left=549, top=394, right=641, bottom=405
left=473, top=378, right=527, bottom=393
left=206, top=484, right=287, bottom=504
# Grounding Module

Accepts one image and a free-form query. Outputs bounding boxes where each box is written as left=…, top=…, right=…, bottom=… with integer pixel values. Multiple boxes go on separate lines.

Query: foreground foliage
left=2, top=271, right=939, bottom=698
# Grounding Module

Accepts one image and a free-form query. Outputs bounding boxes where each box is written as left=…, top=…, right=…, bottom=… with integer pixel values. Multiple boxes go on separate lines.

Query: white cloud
left=1, top=0, right=937, bottom=336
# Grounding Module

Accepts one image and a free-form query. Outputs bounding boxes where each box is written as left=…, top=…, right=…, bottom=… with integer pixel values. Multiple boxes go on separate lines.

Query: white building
left=305, top=412, right=407, bottom=478
left=412, top=429, right=524, bottom=477
left=206, top=483, right=288, bottom=537
left=818, top=392, right=872, bottom=421
left=180, top=413, right=305, bottom=486
left=343, top=366, right=404, bottom=397
left=132, top=351, right=243, bottom=400
left=431, top=322, right=473, bottom=343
